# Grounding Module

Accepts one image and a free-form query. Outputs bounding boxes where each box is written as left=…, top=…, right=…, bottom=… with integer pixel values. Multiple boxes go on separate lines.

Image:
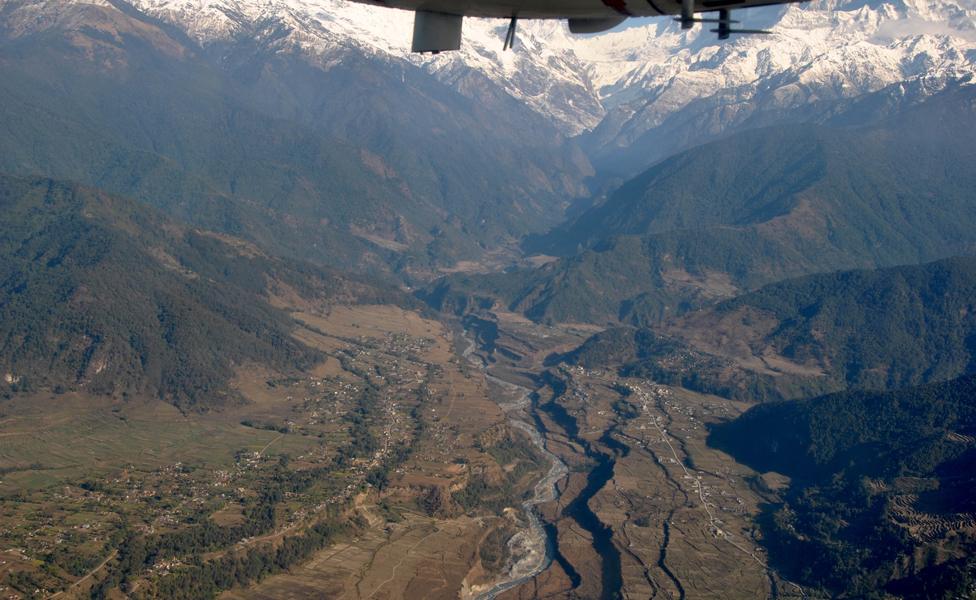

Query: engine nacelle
left=568, top=16, right=627, bottom=34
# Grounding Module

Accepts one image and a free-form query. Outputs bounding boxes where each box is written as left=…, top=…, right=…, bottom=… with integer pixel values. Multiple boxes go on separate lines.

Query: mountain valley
left=0, top=0, right=974, bottom=598
left=0, top=0, right=591, bottom=279
left=430, top=84, right=976, bottom=325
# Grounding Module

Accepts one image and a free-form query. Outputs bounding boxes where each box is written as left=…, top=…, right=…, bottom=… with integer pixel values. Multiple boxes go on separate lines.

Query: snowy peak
left=5, top=0, right=974, bottom=144
left=121, top=0, right=976, bottom=138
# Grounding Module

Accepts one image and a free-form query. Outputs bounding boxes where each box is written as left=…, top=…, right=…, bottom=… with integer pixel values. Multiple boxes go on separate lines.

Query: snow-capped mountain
left=573, top=0, right=976, bottom=173
left=121, top=0, right=976, bottom=140
left=4, top=0, right=974, bottom=172
left=117, top=0, right=609, bottom=132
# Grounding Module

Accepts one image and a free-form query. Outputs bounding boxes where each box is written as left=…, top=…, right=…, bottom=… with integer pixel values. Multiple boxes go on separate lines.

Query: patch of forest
left=0, top=175, right=409, bottom=409
left=709, top=375, right=976, bottom=598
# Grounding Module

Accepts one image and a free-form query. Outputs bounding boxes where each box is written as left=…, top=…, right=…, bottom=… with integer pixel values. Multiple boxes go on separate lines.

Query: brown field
left=480, top=318, right=812, bottom=600
left=222, top=513, right=489, bottom=600
left=0, top=393, right=315, bottom=493
left=0, top=301, right=815, bottom=600
left=216, top=305, right=538, bottom=600
left=506, top=370, right=811, bottom=599
left=295, top=305, right=445, bottom=345
left=0, top=304, right=545, bottom=600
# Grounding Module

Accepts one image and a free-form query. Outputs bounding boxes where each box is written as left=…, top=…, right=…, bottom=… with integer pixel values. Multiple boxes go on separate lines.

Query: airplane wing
left=345, top=0, right=803, bottom=52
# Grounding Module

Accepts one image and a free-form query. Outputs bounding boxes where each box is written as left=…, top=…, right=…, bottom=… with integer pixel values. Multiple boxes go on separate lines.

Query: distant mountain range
left=0, top=175, right=403, bottom=409
left=3, top=0, right=975, bottom=404
left=1, top=0, right=973, bottom=281
left=0, top=0, right=591, bottom=280
left=124, top=0, right=976, bottom=180
left=428, top=84, right=976, bottom=324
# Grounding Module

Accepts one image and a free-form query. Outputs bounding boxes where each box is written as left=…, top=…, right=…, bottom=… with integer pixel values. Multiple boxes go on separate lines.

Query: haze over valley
left=0, top=0, right=975, bottom=597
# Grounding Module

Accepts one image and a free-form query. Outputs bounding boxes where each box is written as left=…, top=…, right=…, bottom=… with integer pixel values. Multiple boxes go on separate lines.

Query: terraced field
left=0, top=305, right=545, bottom=599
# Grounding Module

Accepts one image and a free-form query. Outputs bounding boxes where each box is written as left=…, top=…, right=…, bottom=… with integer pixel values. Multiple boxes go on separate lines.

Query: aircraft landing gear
left=412, top=11, right=463, bottom=53
left=674, top=3, right=773, bottom=39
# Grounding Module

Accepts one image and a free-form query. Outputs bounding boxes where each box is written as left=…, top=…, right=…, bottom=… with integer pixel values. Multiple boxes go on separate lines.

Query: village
left=0, top=325, right=450, bottom=598
left=543, top=363, right=806, bottom=598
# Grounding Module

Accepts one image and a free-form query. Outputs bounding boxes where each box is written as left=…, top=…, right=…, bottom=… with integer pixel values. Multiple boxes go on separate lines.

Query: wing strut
left=680, top=0, right=694, bottom=29
left=503, top=15, right=518, bottom=50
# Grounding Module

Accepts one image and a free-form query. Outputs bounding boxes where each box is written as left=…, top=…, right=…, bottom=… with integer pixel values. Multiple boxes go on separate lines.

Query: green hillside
left=540, top=82, right=976, bottom=255
left=708, top=375, right=976, bottom=598
left=0, top=22, right=413, bottom=276
left=436, top=84, right=976, bottom=324
left=564, top=257, right=976, bottom=402
left=0, top=175, right=400, bottom=409
left=0, top=2, right=589, bottom=278
left=716, top=256, right=976, bottom=391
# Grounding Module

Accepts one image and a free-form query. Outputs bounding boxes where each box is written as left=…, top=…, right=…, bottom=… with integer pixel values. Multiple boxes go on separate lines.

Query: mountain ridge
left=115, top=0, right=976, bottom=178
left=562, top=256, right=976, bottom=402
left=0, top=0, right=592, bottom=278
left=428, top=83, right=976, bottom=325
left=0, top=174, right=407, bottom=409
left=708, top=374, right=976, bottom=597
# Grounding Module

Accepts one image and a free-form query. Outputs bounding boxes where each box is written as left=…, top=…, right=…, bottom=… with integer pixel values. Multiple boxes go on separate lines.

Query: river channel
left=460, top=332, right=569, bottom=600
left=462, top=325, right=630, bottom=600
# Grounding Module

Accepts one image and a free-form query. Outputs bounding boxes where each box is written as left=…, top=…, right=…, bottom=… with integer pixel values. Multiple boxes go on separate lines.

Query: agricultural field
left=0, top=305, right=544, bottom=599
left=0, top=304, right=831, bottom=600
left=469, top=315, right=815, bottom=600
left=545, top=370, right=806, bottom=599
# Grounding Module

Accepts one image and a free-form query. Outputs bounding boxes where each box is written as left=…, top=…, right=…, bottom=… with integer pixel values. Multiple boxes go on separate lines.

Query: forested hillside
left=0, top=175, right=402, bottom=408
left=708, top=375, right=976, bottom=598
left=563, top=257, right=976, bottom=401
left=0, top=0, right=590, bottom=278
left=430, top=85, right=976, bottom=324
